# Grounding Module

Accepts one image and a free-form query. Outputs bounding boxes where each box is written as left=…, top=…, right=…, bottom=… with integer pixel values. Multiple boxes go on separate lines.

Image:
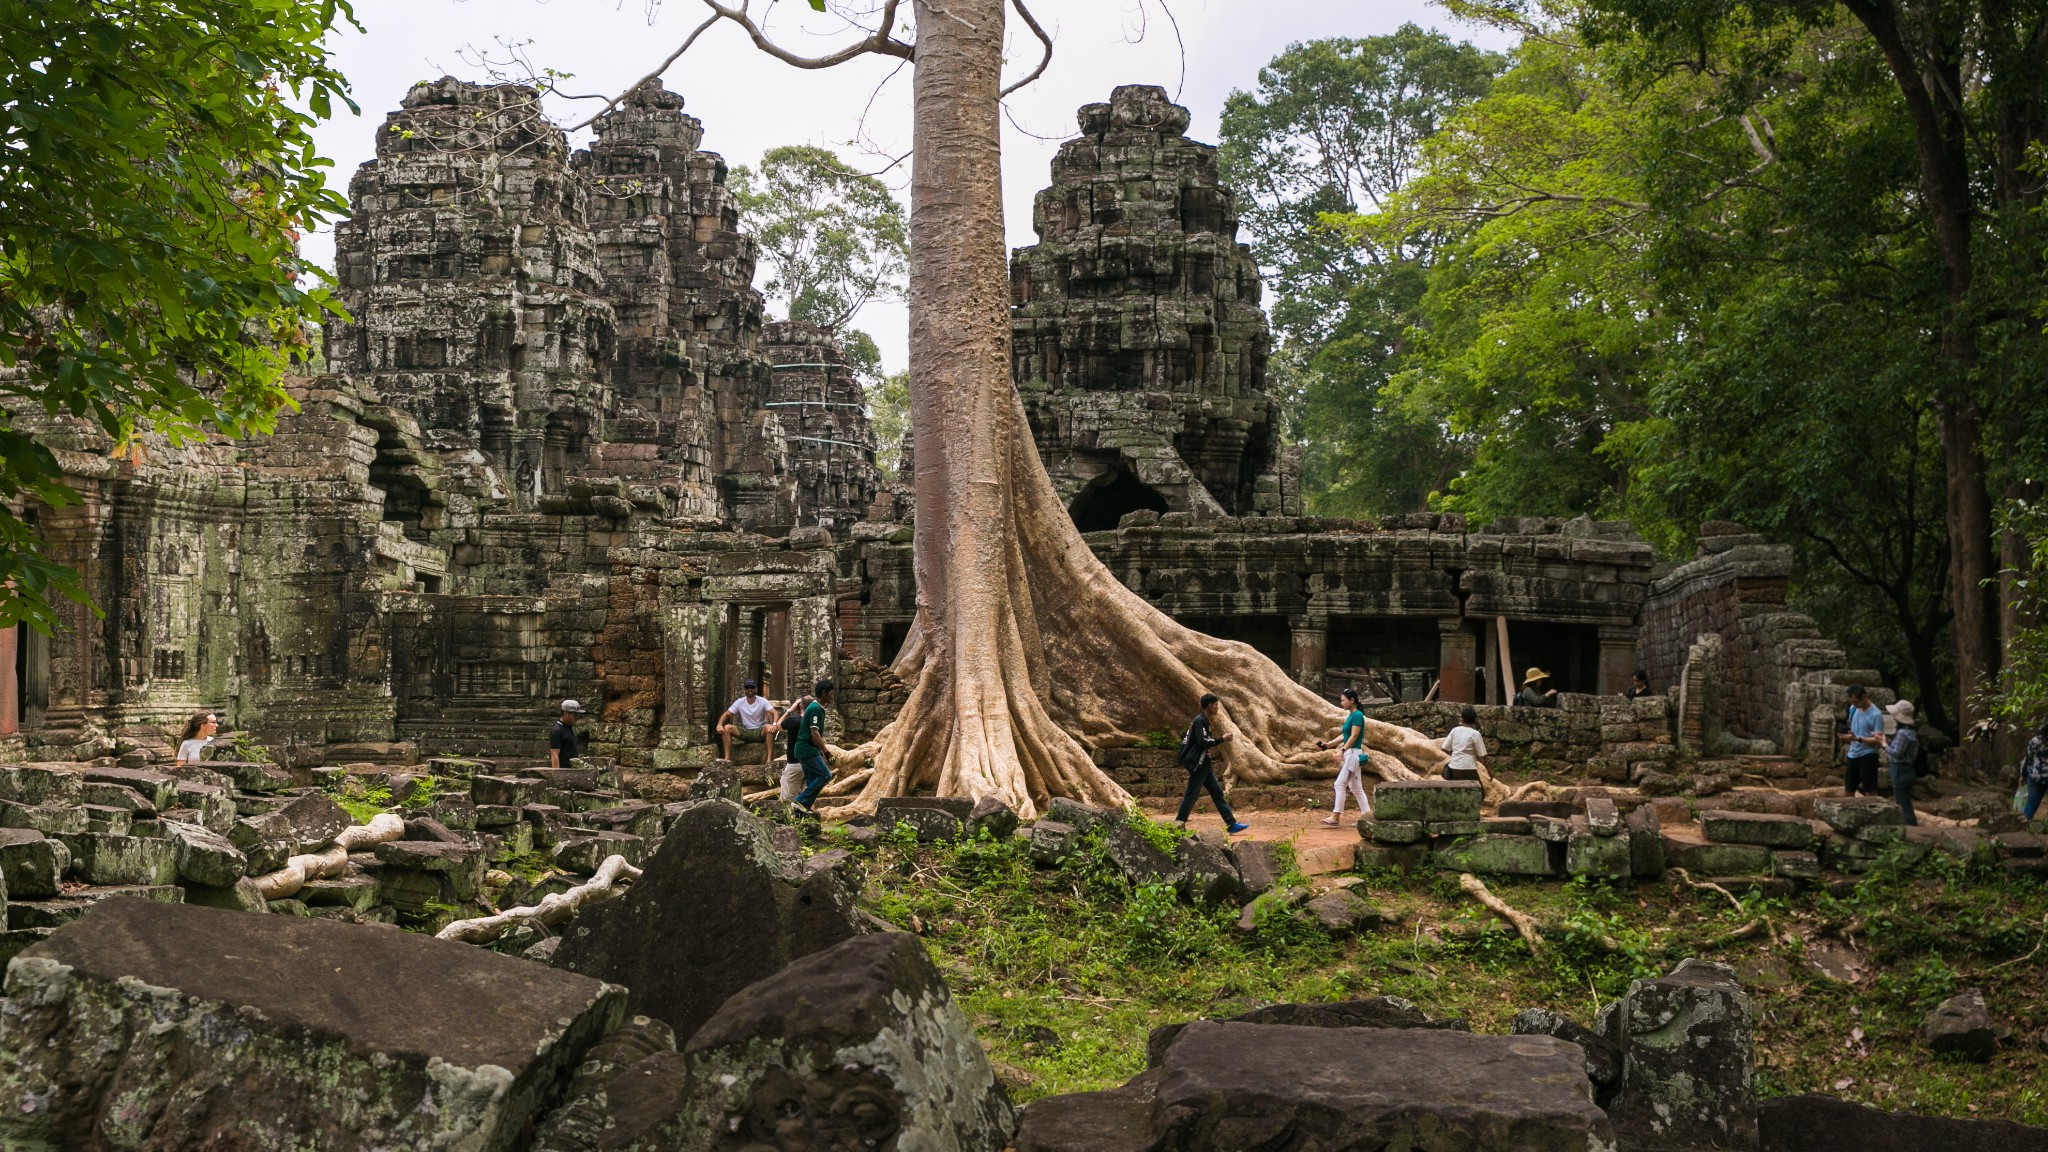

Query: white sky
left=307, top=0, right=1511, bottom=373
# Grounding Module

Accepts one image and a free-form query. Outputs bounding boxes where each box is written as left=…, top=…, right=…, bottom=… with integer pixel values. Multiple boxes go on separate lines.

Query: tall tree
left=601, top=0, right=1448, bottom=815
left=1217, top=29, right=1503, bottom=517
left=1582, top=0, right=2048, bottom=759
left=0, top=0, right=356, bottom=629
left=730, top=143, right=907, bottom=332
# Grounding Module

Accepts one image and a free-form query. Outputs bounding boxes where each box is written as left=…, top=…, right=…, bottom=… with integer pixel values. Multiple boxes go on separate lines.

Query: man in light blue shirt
left=1842, top=685, right=1884, bottom=796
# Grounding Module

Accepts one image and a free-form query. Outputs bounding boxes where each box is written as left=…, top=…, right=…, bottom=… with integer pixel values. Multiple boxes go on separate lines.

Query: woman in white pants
left=1317, top=687, right=1371, bottom=825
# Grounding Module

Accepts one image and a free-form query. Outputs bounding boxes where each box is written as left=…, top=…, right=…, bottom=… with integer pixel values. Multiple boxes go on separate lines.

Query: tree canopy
left=0, top=0, right=356, bottom=630
left=730, top=144, right=908, bottom=333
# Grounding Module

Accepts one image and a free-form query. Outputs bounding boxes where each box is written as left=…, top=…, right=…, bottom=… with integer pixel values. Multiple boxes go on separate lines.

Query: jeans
left=1890, top=760, right=1918, bottom=825
left=791, top=753, right=831, bottom=810
left=1176, top=761, right=1237, bottom=827
left=2025, top=778, right=2046, bottom=821
left=1844, top=753, right=1880, bottom=795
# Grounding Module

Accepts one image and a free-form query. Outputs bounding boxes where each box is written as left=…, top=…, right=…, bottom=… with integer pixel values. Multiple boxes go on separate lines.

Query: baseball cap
left=560, top=699, right=587, bottom=714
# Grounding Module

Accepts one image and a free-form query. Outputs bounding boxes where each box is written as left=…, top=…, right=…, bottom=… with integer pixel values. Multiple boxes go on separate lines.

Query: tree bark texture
left=821, top=0, right=1444, bottom=818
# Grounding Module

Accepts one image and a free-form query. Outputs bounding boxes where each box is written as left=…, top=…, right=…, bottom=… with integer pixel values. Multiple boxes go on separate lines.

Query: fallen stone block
left=1355, top=842, right=1429, bottom=873
left=0, top=801, right=86, bottom=836
left=181, top=876, right=271, bottom=913
left=1924, top=988, right=1998, bottom=1062
left=575, top=802, right=663, bottom=840
left=1372, top=779, right=1483, bottom=824
left=230, top=792, right=353, bottom=854
left=1701, top=810, right=1816, bottom=849
left=0, top=765, right=81, bottom=807
left=472, top=775, right=543, bottom=807
left=0, top=829, right=68, bottom=898
left=164, top=820, right=248, bottom=888
left=1758, top=1092, right=2048, bottom=1151
left=1529, top=814, right=1573, bottom=843
left=1625, top=805, right=1666, bottom=877
left=877, top=797, right=967, bottom=842
left=0, top=896, right=623, bottom=1150
left=969, top=794, right=1020, bottom=840
left=552, top=831, right=649, bottom=873
left=1027, top=819, right=1080, bottom=866
left=375, top=840, right=485, bottom=901
left=80, top=766, right=179, bottom=811
left=1668, top=840, right=1774, bottom=876
left=1565, top=821, right=1631, bottom=880
left=9, top=885, right=183, bottom=929
left=1227, top=838, right=1287, bottom=897
left=1814, top=795, right=1903, bottom=835
left=1177, top=836, right=1246, bottom=905
left=1603, top=958, right=1756, bottom=1152
left=1512, top=1008, right=1621, bottom=1106
left=1585, top=796, right=1621, bottom=836
left=1363, top=818, right=1426, bottom=844
left=1483, top=816, right=1533, bottom=835
left=1146, top=996, right=1468, bottom=1066
left=1435, top=833, right=1556, bottom=877
left=1774, top=850, right=1821, bottom=880
left=82, top=805, right=134, bottom=835
left=1042, top=796, right=1117, bottom=835
left=1016, top=1021, right=1613, bottom=1152
left=1302, top=888, right=1382, bottom=935
left=1427, top=819, right=1486, bottom=839
left=80, top=781, right=154, bottom=816
left=204, top=760, right=294, bottom=793
left=300, top=873, right=382, bottom=913
left=552, top=799, right=864, bottom=1042
left=57, top=833, right=177, bottom=887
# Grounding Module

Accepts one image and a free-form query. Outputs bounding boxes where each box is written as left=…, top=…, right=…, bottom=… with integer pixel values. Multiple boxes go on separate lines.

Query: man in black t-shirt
left=550, top=699, right=587, bottom=769
left=1175, top=693, right=1250, bottom=835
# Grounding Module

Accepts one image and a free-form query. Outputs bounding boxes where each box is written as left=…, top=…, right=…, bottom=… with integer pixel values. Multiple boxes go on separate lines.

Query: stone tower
left=327, top=78, right=615, bottom=514
left=582, top=80, right=795, bottom=530
left=763, top=321, right=884, bottom=532
left=1011, top=84, right=1296, bottom=529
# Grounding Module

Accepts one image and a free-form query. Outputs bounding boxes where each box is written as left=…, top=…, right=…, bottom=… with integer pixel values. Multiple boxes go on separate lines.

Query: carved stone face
left=728, top=1064, right=901, bottom=1152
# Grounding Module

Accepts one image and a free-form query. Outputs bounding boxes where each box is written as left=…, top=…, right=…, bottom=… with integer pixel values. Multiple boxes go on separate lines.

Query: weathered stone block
left=1428, top=819, right=1486, bottom=839
left=1028, top=819, right=1080, bottom=867
left=0, top=765, right=81, bottom=807
left=0, top=897, right=623, bottom=1150
left=877, top=797, right=966, bottom=843
left=1701, top=810, right=1815, bottom=849
left=1363, top=819, right=1425, bottom=845
left=1015, top=1021, right=1614, bottom=1152
left=1566, top=823, right=1632, bottom=880
left=552, top=832, right=649, bottom=873
left=1813, top=795, right=1903, bottom=835
left=1436, top=834, right=1556, bottom=877
left=301, top=874, right=381, bottom=913
left=1585, top=796, right=1621, bottom=837
left=57, top=833, right=178, bottom=887
left=376, top=841, right=484, bottom=901
left=1303, top=889, right=1382, bottom=935
left=1758, top=1092, right=2048, bottom=1151
left=1669, top=841, right=1773, bottom=876
left=1625, top=805, right=1666, bottom=877
left=1773, top=850, right=1820, bottom=880
left=1372, top=779, right=1483, bottom=824
left=0, top=829, right=68, bottom=898
left=473, top=775, right=543, bottom=807
left=8, top=886, right=183, bottom=930
left=0, top=802, right=86, bottom=836
left=1604, top=959, right=1756, bottom=1152
left=164, top=820, right=248, bottom=888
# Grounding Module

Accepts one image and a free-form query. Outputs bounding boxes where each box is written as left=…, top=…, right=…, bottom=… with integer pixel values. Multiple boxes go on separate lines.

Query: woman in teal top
left=1317, top=687, right=1371, bottom=825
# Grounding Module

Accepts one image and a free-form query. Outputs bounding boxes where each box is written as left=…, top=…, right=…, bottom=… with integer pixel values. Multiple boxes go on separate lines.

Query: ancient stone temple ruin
left=0, top=83, right=1880, bottom=782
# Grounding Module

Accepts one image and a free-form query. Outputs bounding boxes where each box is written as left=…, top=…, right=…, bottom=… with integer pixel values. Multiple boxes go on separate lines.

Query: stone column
left=1289, top=616, right=1328, bottom=694
left=1436, top=619, right=1476, bottom=704
left=1598, top=625, right=1639, bottom=697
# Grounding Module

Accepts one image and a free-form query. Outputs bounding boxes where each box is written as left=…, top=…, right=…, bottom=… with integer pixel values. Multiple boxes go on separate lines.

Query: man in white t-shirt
left=1440, top=705, right=1489, bottom=781
left=719, top=679, right=780, bottom=761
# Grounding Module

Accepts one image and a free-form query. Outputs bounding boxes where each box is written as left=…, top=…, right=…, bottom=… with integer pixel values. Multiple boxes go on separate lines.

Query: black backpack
left=1176, top=717, right=1205, bottom=772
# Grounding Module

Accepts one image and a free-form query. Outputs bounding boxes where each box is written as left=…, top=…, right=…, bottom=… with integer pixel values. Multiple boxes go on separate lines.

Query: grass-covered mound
left=842, top=815, right=2048, bottom=1124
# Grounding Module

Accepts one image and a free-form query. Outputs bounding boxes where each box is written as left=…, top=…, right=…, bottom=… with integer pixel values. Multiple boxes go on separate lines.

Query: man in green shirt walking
left=790, top=678, right=835, bottom=813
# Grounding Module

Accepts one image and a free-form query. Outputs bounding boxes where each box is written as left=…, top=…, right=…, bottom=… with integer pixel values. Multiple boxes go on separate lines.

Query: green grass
left=850, top=827, right=2048, bottom=1121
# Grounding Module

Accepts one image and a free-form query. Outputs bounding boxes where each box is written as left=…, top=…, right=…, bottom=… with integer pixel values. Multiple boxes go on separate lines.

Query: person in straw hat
left=1884, top=699, right=1922, bottom=825
left=1516, top=667, right=1559, bottom=709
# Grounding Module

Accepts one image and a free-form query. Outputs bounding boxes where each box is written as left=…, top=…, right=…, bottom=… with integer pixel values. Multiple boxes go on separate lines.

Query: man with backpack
left=1176, top=693, right=1250, bottom=835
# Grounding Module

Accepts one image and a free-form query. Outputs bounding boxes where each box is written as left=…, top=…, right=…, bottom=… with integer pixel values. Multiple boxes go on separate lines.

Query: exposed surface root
left=437, top=855, right=643, bottom=945
left=249, top=813, right=404, bottom=900
left=1460, top=872, right=1544, bottom=955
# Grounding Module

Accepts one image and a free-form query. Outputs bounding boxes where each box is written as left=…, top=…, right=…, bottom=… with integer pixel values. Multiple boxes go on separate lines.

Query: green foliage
left=0, top=0, right=358, bottom=630
left=219, top=730, right=278, bottom=766
left=1990, top=496, right=2048, bottom=733
left=731, top=144, right=906, bottom=332
left=1133, top=728, right=1180, bottom=750
left=1219, top=29, right=1502, bottom=518
left=866, top=369, right=909, bottom=477
left=1124, top=807, right=1191, bottom=856
left=336, top=782, right=392, bottom=824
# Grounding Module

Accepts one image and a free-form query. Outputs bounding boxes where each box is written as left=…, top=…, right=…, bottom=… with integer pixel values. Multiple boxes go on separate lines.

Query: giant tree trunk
left=820, top=0, right=1443, bottom=819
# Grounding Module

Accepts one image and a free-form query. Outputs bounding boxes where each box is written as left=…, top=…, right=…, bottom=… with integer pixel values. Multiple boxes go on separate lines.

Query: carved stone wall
left=1011, top=84, right=1294, bottom=527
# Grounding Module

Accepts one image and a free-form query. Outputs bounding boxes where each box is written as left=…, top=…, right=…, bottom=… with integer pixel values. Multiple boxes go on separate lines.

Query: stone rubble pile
left=0, top=799, right=2040, bottom=1150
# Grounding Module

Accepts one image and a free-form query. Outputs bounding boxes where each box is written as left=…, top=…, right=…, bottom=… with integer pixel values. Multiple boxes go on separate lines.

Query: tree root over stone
left=437, top=854, right=644, bottom=945
left=249, top=813, right=405, bottom=900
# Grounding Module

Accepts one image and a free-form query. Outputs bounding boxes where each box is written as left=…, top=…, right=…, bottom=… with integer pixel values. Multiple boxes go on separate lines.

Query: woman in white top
left=175, top=711, right=219, bottom=766
left=1440, top=705, right=1488, bottom=780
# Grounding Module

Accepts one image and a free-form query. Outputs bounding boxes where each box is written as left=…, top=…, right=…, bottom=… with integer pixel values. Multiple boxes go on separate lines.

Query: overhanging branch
left=1000, top=0, right=1054, bottom=97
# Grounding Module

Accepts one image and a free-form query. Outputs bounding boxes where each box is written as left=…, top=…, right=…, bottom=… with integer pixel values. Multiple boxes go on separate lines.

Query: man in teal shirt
left=1317, top=686, right=1370, bottom=825
left=790, top=678, right=835, bottom=812
left=1843, top=685, right=1884, bottom=796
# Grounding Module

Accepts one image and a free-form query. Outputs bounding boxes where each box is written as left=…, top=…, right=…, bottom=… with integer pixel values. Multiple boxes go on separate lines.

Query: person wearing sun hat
left=1884, top=698, right=1922, bottom=825
left=1515, top=667, right=1559, bottom=709
left=549, top=698, right=587, bottom=769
